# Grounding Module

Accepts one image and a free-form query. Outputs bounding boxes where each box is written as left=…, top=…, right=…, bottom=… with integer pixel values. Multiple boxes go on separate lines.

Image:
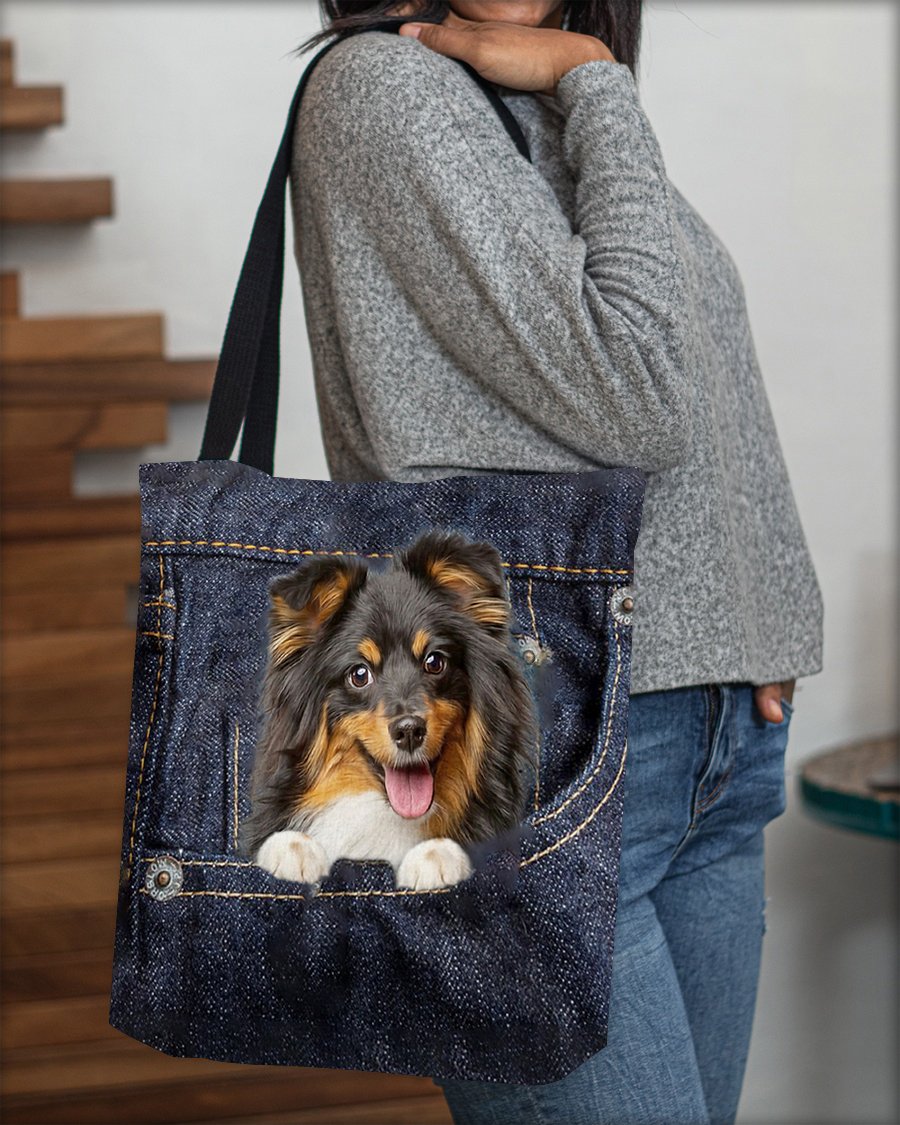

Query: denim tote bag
left=109, top=23, right=646, bottom=1086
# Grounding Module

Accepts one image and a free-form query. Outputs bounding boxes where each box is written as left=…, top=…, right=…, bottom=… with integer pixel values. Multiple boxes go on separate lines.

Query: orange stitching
left=141, top=538, right=630, bottom=577
left=156, top=554, right=162, bottom=639
left=140, top=631, right=173, bottom=640
left=139, top=884, right=453, bottom=901
left=531, top=619, right=622, bottom=828
left=142, top=600, right=176, bottom=609
left=520, top=738, right=627, bottom=867
left=318, top=885, right=449, bottom=898
left=142, top=857, right=255, bottom=867
left=525, top=576, right=540, bottom=637
left=128, top=653, right=163, bottom=868
left=145, top=540, right=392, bottom=556
left=127, top=553, right=167, bottom=868
left=232, top=721, right=240, bottom=850
left=140, top=886, right=307, bottom=901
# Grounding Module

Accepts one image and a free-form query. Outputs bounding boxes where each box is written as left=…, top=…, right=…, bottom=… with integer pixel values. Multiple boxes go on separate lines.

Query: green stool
left=799, top=734, right=899, bottom=840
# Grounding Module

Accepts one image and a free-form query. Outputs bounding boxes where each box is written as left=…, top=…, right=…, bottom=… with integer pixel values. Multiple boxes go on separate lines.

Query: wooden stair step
left=0, top=449, right=73, bottom=503
left=2, top=994, right=119, bottom=1051
left=0, top=765, right=126, bottom=820
left=1, top=661, right=135, bottom=706
left=1, top=718, right=129, bottom=771
left=2, top=947, right=115, bottom=1003
left=1, top=269, right=19, bottom=315
left=1, top=401, right=168, bottom=451
left=1, top=1036, right=289, bottom=1095
left=0, top=1089, right=449, bottom=1125
left=1, top=626, right=138, bottom=728
left=201, top=1100, right=451, bottom=1125
left=0, top=1036, right=436, bottom=1103
left=0, top=177, right=113, bottom=224
left=0, top=85, right=64, bottom=131
left=1, top=356, right=217, bottom=404
left=0, top=399, right=164, bottom=514
left=2, top=535, right=139, bottom=595
left=0, top=1088, right=448, bottom=1125
left=0, top=855, right=119, bottom=916
left=0, top=313, right=163, bottom=363
left=3, top=586, right=129, bottom=632
left=1, top=39, right=13, bottom=86
left=2, top=907, right=114, bottom=957
left=0, top=495, right=141, bottom=541
left=2, top=810, right=122, bottom=864
left=1, top=535, right=139, bottom=625
left=1, top=682, right=132, bottom=730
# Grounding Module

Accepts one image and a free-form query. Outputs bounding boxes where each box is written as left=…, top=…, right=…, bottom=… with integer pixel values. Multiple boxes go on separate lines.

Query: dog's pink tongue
left=384, top=762, right=434, bottom=819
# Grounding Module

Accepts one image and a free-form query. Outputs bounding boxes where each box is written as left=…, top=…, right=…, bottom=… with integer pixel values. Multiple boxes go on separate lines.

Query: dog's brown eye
left=347, top=664, right=372, bottom=688
left=423, top=651, right=446, bottom=675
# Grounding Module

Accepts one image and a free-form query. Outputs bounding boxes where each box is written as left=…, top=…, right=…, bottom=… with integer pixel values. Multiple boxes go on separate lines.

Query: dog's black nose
left=389, top=715, right=426, bottom=754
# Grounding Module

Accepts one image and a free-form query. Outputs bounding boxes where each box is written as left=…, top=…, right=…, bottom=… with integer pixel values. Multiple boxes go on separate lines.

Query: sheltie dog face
left=242, top=529, right=539, bottom=890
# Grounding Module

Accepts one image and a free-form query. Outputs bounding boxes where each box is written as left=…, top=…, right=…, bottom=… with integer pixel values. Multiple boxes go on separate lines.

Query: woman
left=288, top=2, right=824, bottom=1122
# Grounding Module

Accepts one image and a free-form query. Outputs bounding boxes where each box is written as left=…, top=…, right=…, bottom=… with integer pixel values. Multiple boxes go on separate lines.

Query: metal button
left=514, top=633, right=552, bottom=666
left=610, top=585, right=636, bottom=626
left=145, top=855, right=183, bottom=901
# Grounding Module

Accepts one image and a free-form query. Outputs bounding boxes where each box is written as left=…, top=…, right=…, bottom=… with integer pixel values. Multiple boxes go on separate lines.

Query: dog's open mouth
left=363, top=747, right=441, bottom=820
left=383, top=761, right=434, bottom=819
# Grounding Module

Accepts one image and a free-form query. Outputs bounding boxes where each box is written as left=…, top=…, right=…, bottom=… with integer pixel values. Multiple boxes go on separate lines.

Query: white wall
left=1, top=2, right=896, bottom=1121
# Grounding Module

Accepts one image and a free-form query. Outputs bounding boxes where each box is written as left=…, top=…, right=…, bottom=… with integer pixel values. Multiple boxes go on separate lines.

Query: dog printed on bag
left=241, top=528, right=539, bottom=890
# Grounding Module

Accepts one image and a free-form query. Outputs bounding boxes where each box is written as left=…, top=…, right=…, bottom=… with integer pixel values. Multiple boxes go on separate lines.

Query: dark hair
left=290, top=2, right=643, bottom=81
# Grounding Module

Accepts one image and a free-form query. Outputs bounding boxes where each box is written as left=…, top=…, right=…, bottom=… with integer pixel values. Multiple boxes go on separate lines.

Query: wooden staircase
left=0, top=38, right=451, bottom=1125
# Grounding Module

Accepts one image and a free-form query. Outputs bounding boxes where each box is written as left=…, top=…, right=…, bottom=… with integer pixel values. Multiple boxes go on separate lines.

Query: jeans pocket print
left=110, top=461, right=645, bottom=1085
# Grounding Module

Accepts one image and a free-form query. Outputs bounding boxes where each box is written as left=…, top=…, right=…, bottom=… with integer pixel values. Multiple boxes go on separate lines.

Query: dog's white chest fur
left=257, top=794, right=474, bottom=890
left=290, top=792, right=429, bottom=869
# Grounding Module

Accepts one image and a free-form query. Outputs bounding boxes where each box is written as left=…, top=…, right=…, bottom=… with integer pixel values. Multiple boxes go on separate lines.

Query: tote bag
left=109, top=23, right=646, bottom=1086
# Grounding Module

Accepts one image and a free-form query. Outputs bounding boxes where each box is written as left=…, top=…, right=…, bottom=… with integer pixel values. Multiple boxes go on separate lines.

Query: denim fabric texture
left=109, top=459, right=646, bottom=1084
left=438, top=682, right=793, bottom=1124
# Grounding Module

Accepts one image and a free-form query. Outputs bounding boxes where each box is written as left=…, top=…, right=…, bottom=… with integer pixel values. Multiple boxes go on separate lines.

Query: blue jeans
left=436, top=681, right=793, bottom=1125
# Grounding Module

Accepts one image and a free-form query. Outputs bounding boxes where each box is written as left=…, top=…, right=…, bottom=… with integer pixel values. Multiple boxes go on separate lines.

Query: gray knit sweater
left=287, top=30, right=824, bottom=695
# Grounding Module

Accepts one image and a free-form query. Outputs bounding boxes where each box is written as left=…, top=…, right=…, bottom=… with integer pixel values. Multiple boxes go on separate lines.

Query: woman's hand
left=396, top=9, right=615, bottom=97
left=754, top=678, right=796, bottom=724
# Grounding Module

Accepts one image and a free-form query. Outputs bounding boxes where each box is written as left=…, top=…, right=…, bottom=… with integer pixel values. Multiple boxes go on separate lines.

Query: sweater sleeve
left=297, top=33, right=694, bottom=473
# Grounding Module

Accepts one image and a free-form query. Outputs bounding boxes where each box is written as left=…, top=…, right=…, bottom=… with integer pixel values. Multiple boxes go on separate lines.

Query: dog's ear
left=267, top=555, right=367, bottom=665
left=397, top=528, right=509, bottom=631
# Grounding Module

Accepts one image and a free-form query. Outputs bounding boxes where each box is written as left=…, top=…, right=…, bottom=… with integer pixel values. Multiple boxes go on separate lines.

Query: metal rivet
left=610, top=586, right=636, bottom=626
left=145, top=856, right=183, bottom=901
left=515, top=633, right=552, bottom=666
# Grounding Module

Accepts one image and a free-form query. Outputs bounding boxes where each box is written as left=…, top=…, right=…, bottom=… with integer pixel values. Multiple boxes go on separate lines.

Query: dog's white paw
left=255, top=830, right=331, bottom=884
left=396, top=838, right=473, bottom=890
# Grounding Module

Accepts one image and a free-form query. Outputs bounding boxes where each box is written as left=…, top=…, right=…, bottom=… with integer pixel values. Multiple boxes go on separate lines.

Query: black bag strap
left=198, top=21, right=532, bottom=474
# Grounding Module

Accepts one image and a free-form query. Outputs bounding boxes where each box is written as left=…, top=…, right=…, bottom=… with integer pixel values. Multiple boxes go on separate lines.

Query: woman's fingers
left=398, top=15, right=603, bottom=95
left=753, top=678, right=796, bottom=723
left=399, top=14, right=482, bottom=59
left=754, top=683, right=784, bottom=724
